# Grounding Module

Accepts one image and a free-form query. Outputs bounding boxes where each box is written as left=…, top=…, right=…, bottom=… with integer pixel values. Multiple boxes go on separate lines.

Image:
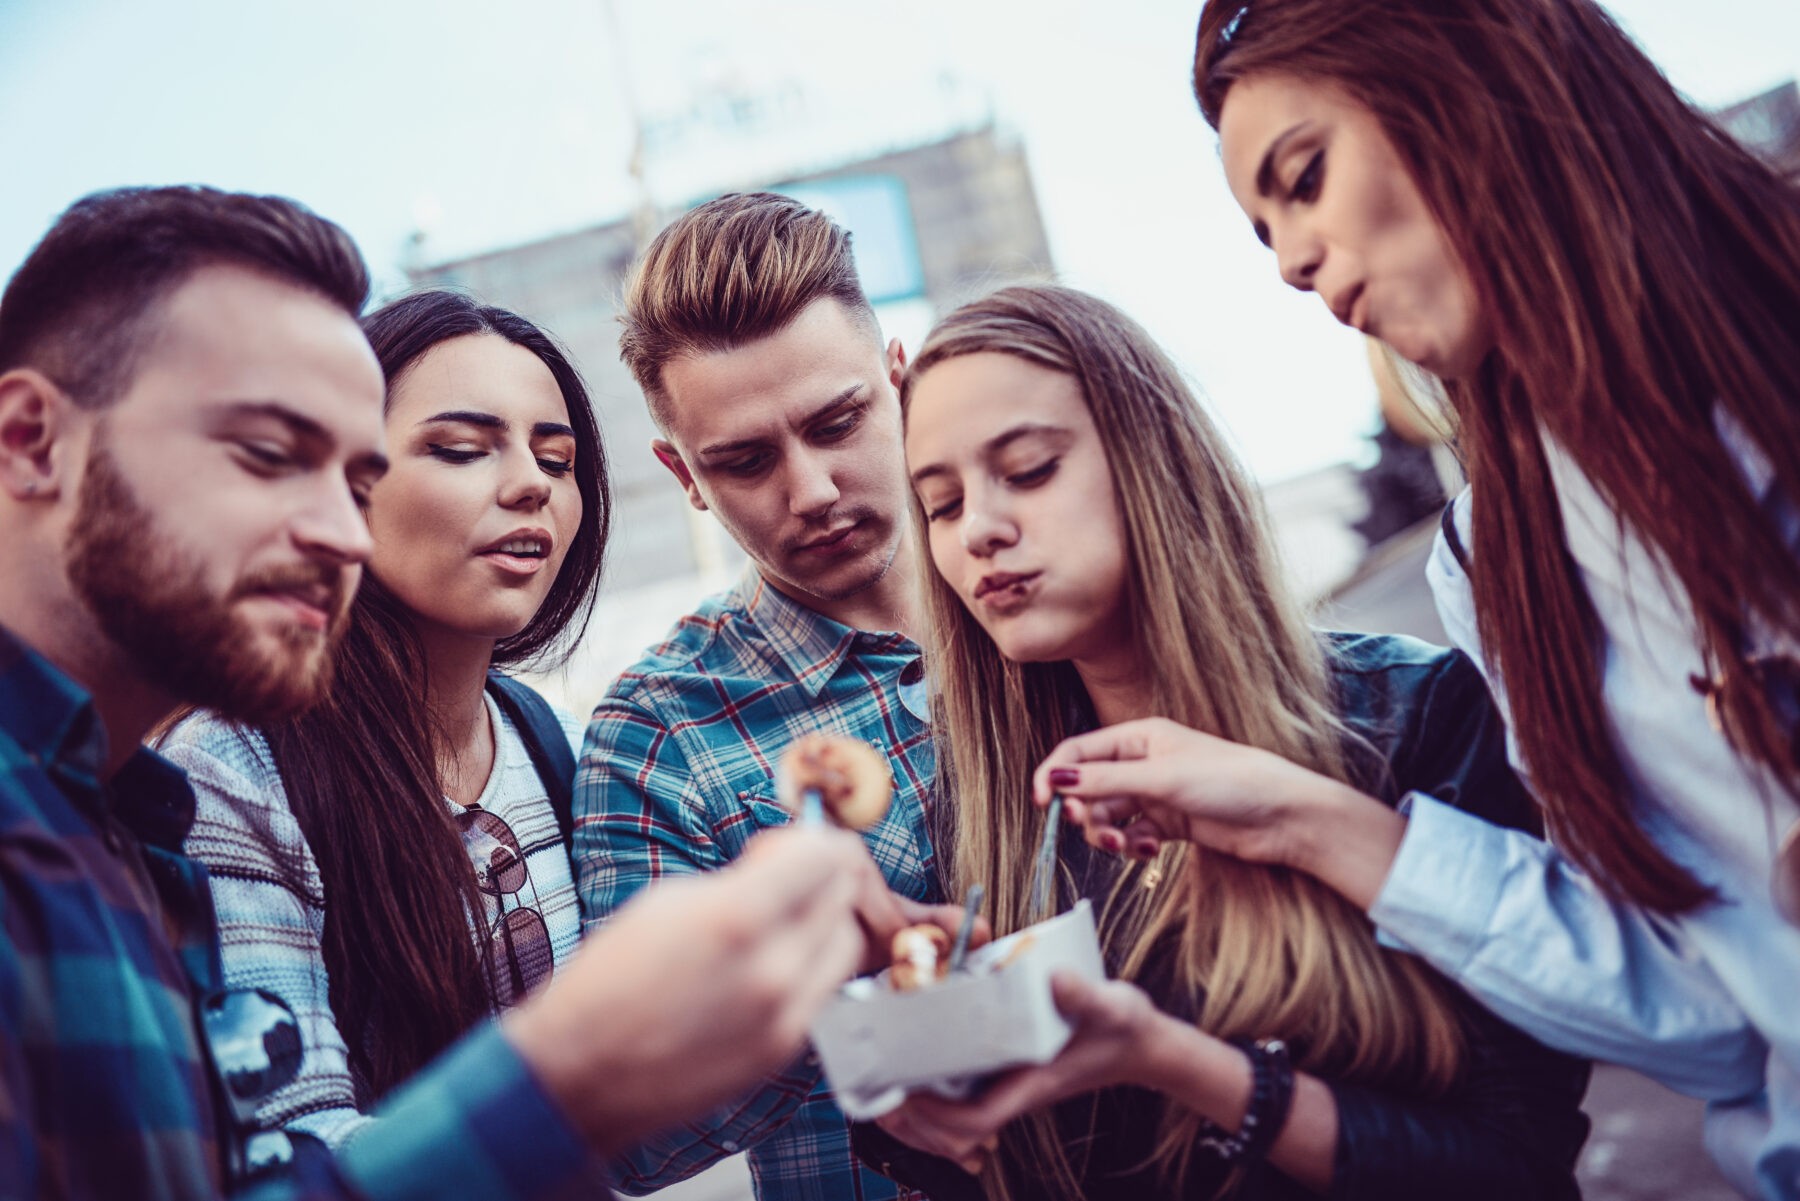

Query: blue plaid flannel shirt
left=574, top=570, right=937, bottom=1201
left=0, top=625, right=601, bottom=1200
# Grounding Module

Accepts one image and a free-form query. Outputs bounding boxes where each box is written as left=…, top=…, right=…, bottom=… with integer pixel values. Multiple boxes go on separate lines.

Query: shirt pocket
left=704, top=784, right=792, bottom=859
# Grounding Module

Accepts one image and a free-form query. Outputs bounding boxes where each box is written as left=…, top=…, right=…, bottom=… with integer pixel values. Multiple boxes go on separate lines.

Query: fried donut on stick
left=777, top=734, right=893, bottom=831
left=889, top=924, right=951, bottom=991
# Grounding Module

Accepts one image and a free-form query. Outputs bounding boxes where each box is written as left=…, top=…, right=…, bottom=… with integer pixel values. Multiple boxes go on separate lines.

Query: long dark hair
left=265, top=290, right=610, bottom=1099
left=1195, top=0, right=1800, bottom=913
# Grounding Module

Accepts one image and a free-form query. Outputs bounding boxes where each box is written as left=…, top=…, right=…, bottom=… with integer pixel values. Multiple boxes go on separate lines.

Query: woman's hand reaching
left=1032, top=717, right=1408, bottom=909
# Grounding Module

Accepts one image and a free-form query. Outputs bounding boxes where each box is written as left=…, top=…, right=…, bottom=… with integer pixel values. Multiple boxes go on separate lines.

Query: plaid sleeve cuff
left=338, top=1022, right=602, bottom=1201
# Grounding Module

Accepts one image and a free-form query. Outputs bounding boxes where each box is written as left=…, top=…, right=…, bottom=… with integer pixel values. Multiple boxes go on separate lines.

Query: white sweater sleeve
left=164, top=716, right=376, bottom=1149
left=1363, top=494, right=1766, bottom=1099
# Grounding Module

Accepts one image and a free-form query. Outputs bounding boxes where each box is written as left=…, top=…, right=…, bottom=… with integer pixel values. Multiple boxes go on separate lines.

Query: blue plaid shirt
left=0, top=625, right=600, bottom=1200
left=574, top=570, right=937, bottom=1201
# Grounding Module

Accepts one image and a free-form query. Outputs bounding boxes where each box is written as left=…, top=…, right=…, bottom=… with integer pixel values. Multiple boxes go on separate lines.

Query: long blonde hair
left=901, top=284, right=1466, bottom=1197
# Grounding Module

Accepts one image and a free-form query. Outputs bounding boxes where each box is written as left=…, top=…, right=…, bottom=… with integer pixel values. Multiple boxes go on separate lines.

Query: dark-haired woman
left=1031, top=1, right=1800, bottom=1196
left=162, top=289, right=609, bottom=1145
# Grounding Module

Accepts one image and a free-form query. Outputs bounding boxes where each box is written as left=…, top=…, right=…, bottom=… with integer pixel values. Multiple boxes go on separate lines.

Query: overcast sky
left=4, top=0, right=1797, bottom=483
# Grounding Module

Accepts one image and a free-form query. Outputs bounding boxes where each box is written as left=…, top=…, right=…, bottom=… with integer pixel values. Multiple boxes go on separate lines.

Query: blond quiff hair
left=618, top=191, right=877, bottom=425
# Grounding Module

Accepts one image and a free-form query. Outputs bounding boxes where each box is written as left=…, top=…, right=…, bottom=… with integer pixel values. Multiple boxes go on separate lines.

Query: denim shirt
left=857, top=632, right=1590, bottom=1201
left=1375, top=434, right=1800, bottom=1200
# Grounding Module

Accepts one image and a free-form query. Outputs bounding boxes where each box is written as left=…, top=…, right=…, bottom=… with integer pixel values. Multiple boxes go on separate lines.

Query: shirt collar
left=113, top=748, right=199, bottom=854
left=0, top=623, right=194, bottom=843
left=728, top=568, right=913, bottom=698
left=0, top=623, right=107, bottom=786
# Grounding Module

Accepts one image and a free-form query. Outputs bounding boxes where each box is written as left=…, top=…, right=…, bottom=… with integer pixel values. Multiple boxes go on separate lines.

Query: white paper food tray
left=809, top=899, right=1106, bottom=1119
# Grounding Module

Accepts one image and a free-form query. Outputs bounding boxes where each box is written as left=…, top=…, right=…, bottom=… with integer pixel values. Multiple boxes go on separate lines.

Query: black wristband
left=1198, top=1037, right=1296, bottom=1163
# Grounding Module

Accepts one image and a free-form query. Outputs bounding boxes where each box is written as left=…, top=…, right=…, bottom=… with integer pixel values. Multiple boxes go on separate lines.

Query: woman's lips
left=974, top=571, right=1041, bottom=614
left=480, top=550, right=549, bottom=577
left=476, top=528, right=553, bottom=578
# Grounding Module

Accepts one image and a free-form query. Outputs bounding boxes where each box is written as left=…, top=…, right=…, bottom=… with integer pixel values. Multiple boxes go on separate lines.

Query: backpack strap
left=1440, top=495, right=1473, bottom=576
left=486, top=672, right=577, bottom=850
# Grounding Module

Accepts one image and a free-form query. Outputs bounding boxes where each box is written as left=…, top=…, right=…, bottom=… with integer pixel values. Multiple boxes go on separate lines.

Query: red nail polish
left=1048, top=768, right=1080, bottom=788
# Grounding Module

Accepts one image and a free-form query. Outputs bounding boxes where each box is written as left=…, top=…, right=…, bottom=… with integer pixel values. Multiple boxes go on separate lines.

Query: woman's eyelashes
left=426, top=442, right=575, bottom=477
left=1289, top=149, right=1325, bottom=203
left=922, top=492, right=962, bottom=522
left=920, top=459, right=1060, bottom=523
left=427, top=444, right=483, bottom=464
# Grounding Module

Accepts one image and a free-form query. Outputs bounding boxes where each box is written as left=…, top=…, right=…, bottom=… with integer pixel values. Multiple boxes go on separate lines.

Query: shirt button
left=722, top=1140, right=739, bottom=1153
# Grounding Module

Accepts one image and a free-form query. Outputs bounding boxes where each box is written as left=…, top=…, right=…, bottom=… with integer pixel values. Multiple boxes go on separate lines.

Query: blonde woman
left=857, top=284, right=1587, bottom=1200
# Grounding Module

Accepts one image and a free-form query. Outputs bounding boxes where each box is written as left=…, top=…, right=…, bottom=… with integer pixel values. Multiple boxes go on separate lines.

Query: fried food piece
left=889, top=924, right=952, bottom=991
left=778, top=734, right=893, bottom=831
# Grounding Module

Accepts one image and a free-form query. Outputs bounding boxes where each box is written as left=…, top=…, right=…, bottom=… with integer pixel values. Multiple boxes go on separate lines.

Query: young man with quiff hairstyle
left=575, top=192, right=939, bottom=1200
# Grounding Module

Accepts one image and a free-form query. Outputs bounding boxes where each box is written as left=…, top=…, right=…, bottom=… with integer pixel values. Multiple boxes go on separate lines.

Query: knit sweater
left=162, top=693, right=585, bottom=1148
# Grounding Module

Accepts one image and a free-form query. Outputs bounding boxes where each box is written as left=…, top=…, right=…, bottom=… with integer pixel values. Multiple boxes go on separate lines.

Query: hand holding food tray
left=778, top=736, right=1107, bottom=1118
left=809, top=900, right=1106, bottom=1119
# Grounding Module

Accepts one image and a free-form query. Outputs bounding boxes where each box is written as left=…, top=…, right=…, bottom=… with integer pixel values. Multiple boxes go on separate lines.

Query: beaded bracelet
left=1198, top=1037, right=1296, bottom=1163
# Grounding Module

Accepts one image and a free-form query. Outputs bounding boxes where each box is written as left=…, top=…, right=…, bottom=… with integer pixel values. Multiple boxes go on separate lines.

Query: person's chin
left=411, top=588, right=543, bottom=642
left=1436, top=337, right=1494, bottom=382
left=192, top=631, right=335, bottom=724
left=1394, top=325, right=1484, bottom=382
left=988, top=623, right=1076, bottom=666
left=783, top=531, right=896, bottom=599
left=252, top=621, right=334, bottom=680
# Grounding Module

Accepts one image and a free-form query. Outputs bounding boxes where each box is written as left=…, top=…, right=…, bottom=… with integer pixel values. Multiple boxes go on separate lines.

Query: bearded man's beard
left=64, top=440, right=349, bottom=723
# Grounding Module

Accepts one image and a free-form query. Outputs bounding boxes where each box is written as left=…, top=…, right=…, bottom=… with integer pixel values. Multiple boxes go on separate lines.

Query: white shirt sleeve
left=1373, top=790, right=1765, bottom=1097
left=1365, top=495, right=1766, bottom=1100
